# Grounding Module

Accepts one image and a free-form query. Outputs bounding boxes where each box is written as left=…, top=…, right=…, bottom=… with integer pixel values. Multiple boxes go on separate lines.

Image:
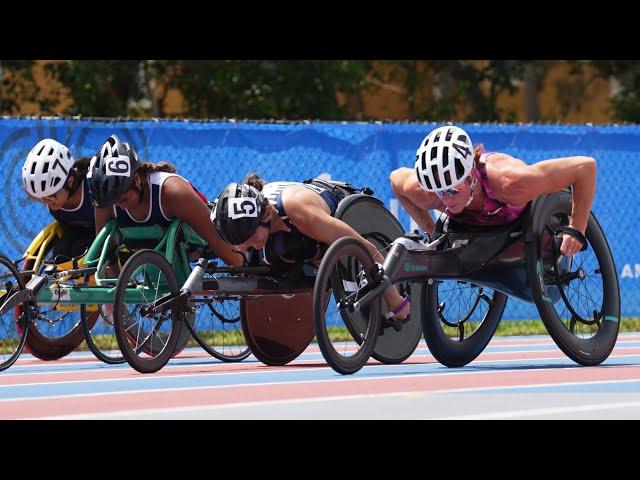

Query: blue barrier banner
left=0, top=118, right=637, bottom=320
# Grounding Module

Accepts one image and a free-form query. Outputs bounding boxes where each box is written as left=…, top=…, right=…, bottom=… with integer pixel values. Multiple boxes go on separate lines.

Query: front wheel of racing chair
left=86, top=230, right=192, bottom=365
left=525, top=190, right=620, bottom=366
left=420, top=281, right=507, bottom=368
left=0, top=255, right=31, bottom=371
left=171, top=231, right=251, bottom=363
left=81, top=304, right=125, bottom=364
left=185, top=294, right=251, bottom=362
left=334, top=194, right=422, bottom=364
left=181, top=251, right=250, bottom=362
left=16, top=227, right=97, bottom=361
left=313, top=236, right=382, bottom=375
left=113, top=249, right=183, bottom=373
left=419, top=215, right=508, bottom=367
left=79, top=232, right=125, bottom=364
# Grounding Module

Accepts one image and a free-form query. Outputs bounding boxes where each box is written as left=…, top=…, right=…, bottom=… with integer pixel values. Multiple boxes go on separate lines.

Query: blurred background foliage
left=1, top=60, right=638, bottom=123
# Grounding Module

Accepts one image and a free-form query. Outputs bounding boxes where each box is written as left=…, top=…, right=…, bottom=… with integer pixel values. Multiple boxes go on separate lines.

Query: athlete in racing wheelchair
left=309, top=125, right=618, bottom=373
left=15, top=139, right=98, bottom=362
left=108, top=174, right=424, bottom=373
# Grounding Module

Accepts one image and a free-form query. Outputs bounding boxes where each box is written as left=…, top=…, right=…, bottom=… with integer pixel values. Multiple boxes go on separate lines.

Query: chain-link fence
left=0, top=117, right=636, bottom=320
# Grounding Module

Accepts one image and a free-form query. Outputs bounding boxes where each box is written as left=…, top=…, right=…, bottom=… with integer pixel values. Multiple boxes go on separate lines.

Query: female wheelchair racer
left=106, top=177, right=424, bottom=374
left=310, top=125, right=618, bottom=373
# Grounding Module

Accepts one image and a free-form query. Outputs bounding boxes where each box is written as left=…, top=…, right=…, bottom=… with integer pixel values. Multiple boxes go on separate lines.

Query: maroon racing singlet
left=445, top=152, right=527, bottom=226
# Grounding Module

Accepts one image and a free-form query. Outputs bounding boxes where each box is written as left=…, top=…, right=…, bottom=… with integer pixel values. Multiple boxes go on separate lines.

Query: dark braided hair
left=65, top=157, right=91, bottom=196
left=243, top=172, right=266, bottom=191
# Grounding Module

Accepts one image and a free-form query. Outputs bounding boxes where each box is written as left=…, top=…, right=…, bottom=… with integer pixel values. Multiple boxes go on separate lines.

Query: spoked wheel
left=335, top=195, right=422, bottom=364
left=526, top=191, right=620, bottom=365
left=0, top=255, right=30, bottom=371
left=363, top=232, right=418, bottom=364
left=17, top=242, right=90, bottom=360
left=113, top=250, right=183, bottom=373
left=133, top=307, right=193, bottom=359
left=421, top=280, right=507, bottom=367
left=313, top=237, right=381, bottom=375
left=81, top=305, right=125, bottom=364
left=186, top=295, right=251, bottom=362
left=87, top=260, right=190, bottom=365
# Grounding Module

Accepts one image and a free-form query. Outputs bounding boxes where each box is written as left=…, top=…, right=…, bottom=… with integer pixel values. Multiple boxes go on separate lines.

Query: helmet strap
left=134, top=175, right=144, bottom=203
left=61, top=176, right=81, bottom=199
left=463, top=177, right=478, bottom=208
left=259, top=204, right=271, bottom=230
left=259, top=220, right=271, bottom=230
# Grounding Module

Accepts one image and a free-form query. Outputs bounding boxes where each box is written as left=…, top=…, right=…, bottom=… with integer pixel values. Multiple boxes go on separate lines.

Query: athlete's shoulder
left=482, top=151, right=512, bottom=161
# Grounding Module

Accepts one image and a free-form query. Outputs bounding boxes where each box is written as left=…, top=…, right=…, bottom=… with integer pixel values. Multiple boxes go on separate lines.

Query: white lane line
left=430, top=376, right=640, bottom=395
left=439, top=401, right=640, bottom=420
left=35, top=392, right=411, bottom=419
left=7, top=344, right=640, bottom=378
left=2, top=362, right=639, bottom=405
left=34, top=381, right=640, bottom=419
left=2, top=350, right=640, bottom=386
left=9, top=336, right=640, bottom=372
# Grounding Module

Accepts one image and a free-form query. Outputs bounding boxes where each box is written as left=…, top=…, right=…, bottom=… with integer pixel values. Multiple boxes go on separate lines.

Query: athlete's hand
left=560, top=232, right=584, bottom=257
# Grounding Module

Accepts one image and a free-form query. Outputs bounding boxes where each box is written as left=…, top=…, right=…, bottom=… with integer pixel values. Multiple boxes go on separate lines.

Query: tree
left=585, top=60, right=640, bottom=122
left=170, top=60, right=373, bottom=120
left=523, top=61, right=555, bottom=122
left=374, top=60, right=531, bottom=122
left=0, top=60, right=41, bottom=114
left=44, top=60, right=157, bottom=117
left=369, top=60, right=431, bottom=121
left=431, top=60, right=526, bottom=122
left=44, top=60, right=373, bottom=120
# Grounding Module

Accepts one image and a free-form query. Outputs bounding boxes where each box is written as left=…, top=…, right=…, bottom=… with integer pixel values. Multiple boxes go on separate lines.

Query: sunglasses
left=433, top=178, right=476, bottom=199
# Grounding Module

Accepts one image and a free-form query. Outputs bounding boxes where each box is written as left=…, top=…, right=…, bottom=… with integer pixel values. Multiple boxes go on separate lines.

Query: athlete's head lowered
left=212, top=182, right=270, bottom=245
left=87, top=135, right=140, bottom=208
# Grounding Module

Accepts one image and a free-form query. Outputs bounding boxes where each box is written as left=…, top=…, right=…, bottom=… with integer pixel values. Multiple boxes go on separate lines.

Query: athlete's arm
left=94, top=206, right=114, bottom=235
left=284, top=187, right=409, bottom=316
left=486, top=154, right=596, bottom=234
left=486, top=153, right=596, bottom=256
left=161, top=177, right=242, bottom=266
left=283, top=188, right=384, bottom=262
left=390, top=167, right=442, bottom=234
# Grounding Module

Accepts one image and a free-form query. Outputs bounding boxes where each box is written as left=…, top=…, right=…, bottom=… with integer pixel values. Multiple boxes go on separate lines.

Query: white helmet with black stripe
left=414, top=126, right=474, bottom=192
left=22, top=139, right=75, bottom=198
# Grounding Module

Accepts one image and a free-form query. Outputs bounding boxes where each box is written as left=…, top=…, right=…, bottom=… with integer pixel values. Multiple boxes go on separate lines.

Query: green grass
left=495, top=317, right=640, bottom=336
left=0, top=339, right=22, bottom=356
left=320, top=318, right=640, bottom=340
left=74, top=331, right=250, bottom=352
left=3, top=318, right=640, bottom=356
left=189, top=329, right=246, bottom=346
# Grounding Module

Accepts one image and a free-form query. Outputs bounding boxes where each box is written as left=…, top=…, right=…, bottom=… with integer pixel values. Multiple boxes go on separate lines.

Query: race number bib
left=105, top=155, right=131, bottom=177
left=228, top=197, right=258, bottom=219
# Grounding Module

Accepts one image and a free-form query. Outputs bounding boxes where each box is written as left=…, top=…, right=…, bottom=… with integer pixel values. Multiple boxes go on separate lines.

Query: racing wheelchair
left=312, top=189, right=620, bottom=374
left=0, top=221, right=110, bottom=367
left=0, top=214, right=253, bottom=371
left=101, top=181, right=423, bottom=374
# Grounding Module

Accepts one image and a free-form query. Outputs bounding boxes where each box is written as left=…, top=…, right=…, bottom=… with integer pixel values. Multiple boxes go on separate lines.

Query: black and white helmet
left=87, top=135, right=139, bottom=208
left=211, top=183, right=267, bottom=245
left=414, top=126, right=474, bottom=192
left=22, top=139, right=75, bottom=198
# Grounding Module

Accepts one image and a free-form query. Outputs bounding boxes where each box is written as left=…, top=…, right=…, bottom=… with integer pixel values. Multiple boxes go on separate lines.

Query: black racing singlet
left=258, top=181, right=342, bottom=269
left=113, top=171, right=206, bottom=227
left=49, top=179, right=94, bottom=229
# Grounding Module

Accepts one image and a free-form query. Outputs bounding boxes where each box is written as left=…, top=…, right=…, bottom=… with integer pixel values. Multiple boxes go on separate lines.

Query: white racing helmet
left=414, top=126, right=474, bottom=192
left=22, top=139, right=75, bottom=198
